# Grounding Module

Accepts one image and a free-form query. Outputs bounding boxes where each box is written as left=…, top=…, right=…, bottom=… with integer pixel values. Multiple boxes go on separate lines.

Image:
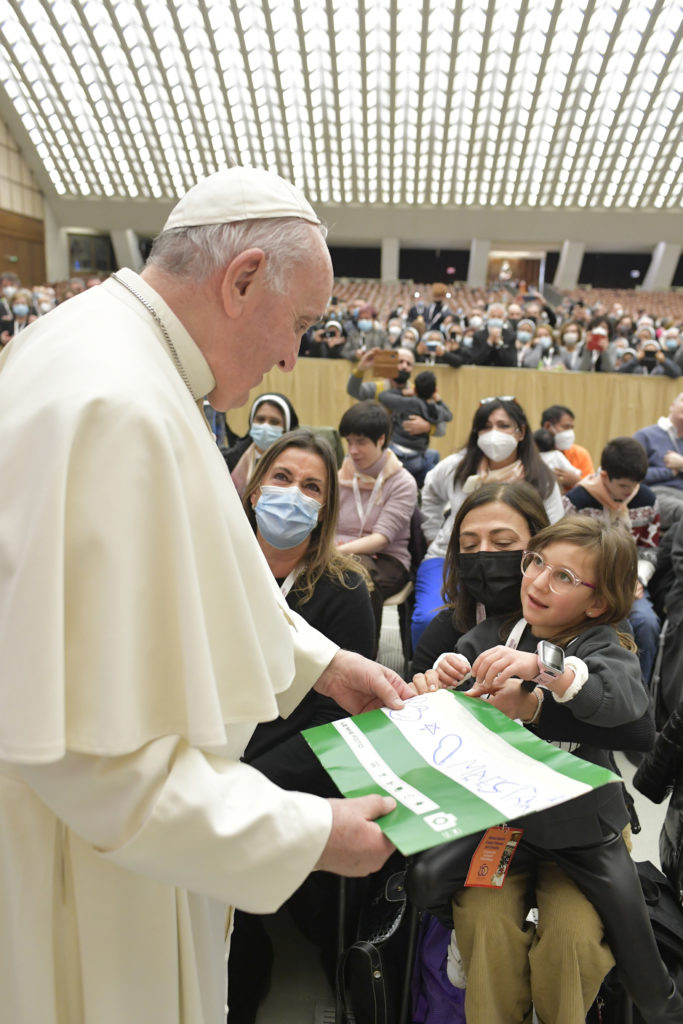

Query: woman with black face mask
left=412, top=482, right=548, bottom=674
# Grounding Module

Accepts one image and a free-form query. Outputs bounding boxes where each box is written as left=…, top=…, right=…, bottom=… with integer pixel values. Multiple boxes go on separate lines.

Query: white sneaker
left=446, top=929, right=467, bottom=988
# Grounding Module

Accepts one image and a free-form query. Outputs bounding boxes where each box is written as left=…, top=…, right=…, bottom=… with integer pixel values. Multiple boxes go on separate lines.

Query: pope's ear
left=220, top=248, right=266, bottom=316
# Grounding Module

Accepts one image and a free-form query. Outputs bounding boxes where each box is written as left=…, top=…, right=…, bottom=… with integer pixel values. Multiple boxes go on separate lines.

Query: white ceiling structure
left=0, top=0, right=682, bottom=253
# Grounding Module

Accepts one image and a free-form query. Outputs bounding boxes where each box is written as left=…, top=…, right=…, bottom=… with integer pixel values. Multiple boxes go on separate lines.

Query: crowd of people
left=300, top=282, right=683, bottom=377
left=5, top=266, right=683, bottom=383
left=2, top=166, right=683, bottom=1024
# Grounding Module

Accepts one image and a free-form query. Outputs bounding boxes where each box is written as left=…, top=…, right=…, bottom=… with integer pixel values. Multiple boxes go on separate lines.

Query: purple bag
left=411, top=912, right=467, bottom=1024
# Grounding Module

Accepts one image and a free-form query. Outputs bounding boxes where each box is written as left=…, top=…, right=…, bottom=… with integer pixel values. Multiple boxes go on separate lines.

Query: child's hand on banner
left=469, top=646, right=537, bottom=695
left=411, top=653, right=471, bottom=693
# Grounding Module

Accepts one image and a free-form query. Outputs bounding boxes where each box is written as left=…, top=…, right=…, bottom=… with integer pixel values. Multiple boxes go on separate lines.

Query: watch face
left=538, top=640, right=564, bottom=674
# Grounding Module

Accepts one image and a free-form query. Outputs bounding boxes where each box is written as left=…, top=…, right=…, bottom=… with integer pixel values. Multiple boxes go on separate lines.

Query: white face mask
left=477, top=429, right=518, bottom=462
left=554, top=428, right=575, bottom=451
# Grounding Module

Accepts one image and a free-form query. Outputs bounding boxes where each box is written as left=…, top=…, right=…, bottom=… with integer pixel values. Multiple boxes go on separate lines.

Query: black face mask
left=394, top=369, right=411, bottom=385
left=643, top=354, right=657, bottom=369
left=456, top=550, right=523, bottom=613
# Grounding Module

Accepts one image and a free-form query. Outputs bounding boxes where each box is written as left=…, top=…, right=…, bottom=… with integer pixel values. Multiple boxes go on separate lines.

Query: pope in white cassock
left=0, top=167, right=412, bottom=1023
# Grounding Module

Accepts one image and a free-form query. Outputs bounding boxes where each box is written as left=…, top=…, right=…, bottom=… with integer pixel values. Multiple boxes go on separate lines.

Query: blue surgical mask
left=539, top=336, right=551, bottom=350
left=487, top=317, right=504, bottom=328
left=250, top=422, right=283, bottom=451
left=12, top=304, right=29, bottom=317
left=357, top=318, right=373, bottom=332
left=666, top=338, right=679, bottom=350
left=255, top=485, right=322, bottom=550
left=462, top=335, right=474, bottom=348
left=517, top=330, right=533, bottom=343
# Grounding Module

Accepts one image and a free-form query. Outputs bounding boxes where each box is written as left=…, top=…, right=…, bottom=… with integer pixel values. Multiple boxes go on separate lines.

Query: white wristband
left=551, top=657, right=588, bottom=702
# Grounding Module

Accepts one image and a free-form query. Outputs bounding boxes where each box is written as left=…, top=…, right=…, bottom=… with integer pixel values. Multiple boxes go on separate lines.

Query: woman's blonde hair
left=242, top=429, right=369, bottom=603
left=526, top=515, right=638, bottom=650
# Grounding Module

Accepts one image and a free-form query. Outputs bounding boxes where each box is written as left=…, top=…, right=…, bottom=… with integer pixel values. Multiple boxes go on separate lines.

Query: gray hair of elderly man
left=146, top=216, right=328, bottom=294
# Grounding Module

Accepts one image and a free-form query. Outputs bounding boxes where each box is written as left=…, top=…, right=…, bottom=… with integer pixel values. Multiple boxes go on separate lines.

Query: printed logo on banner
left=423, top=811, right=459, bottom=833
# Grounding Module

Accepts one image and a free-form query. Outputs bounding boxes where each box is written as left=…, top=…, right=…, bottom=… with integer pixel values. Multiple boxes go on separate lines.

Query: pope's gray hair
left=146, top=217, right=328, bottom=294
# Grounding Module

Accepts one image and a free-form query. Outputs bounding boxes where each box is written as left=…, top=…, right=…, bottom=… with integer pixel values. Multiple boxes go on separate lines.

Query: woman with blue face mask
left=229, top=430, right=375, bottom=1023
left=242, top=428, right=375, bottom=744
left=8, top=288, right=35, bottom=335
left=225, top=392, right=299, bottom=497
left=519, top=324, right=565, bottom=369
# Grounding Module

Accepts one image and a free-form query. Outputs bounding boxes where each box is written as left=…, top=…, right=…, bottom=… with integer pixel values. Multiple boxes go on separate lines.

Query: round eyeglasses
left=520, top=550, right=596, bottom=595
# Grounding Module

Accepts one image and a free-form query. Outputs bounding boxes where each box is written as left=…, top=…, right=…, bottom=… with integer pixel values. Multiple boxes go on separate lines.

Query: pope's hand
left=315, top=795, right=397, bottom=875
left=314, top=649, right=411, bottom=714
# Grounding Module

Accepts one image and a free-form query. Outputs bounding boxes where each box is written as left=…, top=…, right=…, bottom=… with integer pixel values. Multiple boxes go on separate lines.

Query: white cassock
left=0, top=269, right=338, bottom=1023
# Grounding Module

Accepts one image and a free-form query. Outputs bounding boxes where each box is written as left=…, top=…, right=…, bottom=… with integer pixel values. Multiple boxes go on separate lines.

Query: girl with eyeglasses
left=410, top=516, right=681, bottom=1023
left=411, top=397, right=563, bottom=648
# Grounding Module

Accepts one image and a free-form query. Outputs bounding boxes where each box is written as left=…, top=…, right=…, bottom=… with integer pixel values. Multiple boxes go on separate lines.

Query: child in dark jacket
left=410, top=517, right=681, bottom=1023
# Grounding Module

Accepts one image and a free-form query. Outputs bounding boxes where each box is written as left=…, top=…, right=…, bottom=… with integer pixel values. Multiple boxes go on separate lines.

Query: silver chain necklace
left=112, top=272, right=193, bottom=394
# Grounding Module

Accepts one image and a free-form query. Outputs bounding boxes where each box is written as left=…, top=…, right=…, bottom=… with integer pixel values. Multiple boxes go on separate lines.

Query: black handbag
left=587, top=860, right=683, bottom=1024
left=337, top=863, right=414, bottom=1024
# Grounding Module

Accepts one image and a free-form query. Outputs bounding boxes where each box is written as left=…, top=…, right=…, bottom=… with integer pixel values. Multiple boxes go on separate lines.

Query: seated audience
left=300, top=318, right=347, bottom=358
left=378, top=369, right=452, bottom=487
left=634, top=392, right=683, bottom=528
left=224, top=392, right=299, bottom=496
left=563, top=436, right=661, bottom=688
left=336, top=401, right=417, bottom=652
left=412, top=397, right=562, bottom=646
left=540, top=404, right=595, bottom=492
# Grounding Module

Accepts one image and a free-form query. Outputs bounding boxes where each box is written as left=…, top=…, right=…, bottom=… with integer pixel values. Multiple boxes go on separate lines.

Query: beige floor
left=253, top=607, right=667, bottom=1024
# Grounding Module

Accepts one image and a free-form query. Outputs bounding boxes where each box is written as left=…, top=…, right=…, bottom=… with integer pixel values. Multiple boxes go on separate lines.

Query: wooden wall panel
left=227, top=359, right=682, bottom=467
left=0, top=209, right=45, bottom=285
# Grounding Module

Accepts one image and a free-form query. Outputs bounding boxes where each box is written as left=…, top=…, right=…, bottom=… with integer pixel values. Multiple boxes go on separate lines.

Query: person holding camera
left=618, top=337, right=681, bottom=379
left=300, top=317, right=347, bottom=358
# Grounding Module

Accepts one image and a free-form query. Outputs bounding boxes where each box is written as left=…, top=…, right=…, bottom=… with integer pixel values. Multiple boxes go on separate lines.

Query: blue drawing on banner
left=432, top=733, right=463, bottom=765
left=445, top=756, right=540, bottom=810
left=389, top=695, right=429, bottom=723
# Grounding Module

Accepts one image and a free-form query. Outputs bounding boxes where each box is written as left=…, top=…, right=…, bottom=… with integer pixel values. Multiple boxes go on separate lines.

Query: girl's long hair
left=453, top=398, right=555, bottom=499
left=524, top=516, right=638, bottom=651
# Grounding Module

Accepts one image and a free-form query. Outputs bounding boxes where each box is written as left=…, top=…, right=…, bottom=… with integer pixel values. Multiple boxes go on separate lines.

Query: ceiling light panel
left=0, top=0, right=681, bottom=210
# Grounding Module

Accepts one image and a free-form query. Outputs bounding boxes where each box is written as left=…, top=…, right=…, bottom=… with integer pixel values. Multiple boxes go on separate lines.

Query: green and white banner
left=304, top=690, right=619, bottom=855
